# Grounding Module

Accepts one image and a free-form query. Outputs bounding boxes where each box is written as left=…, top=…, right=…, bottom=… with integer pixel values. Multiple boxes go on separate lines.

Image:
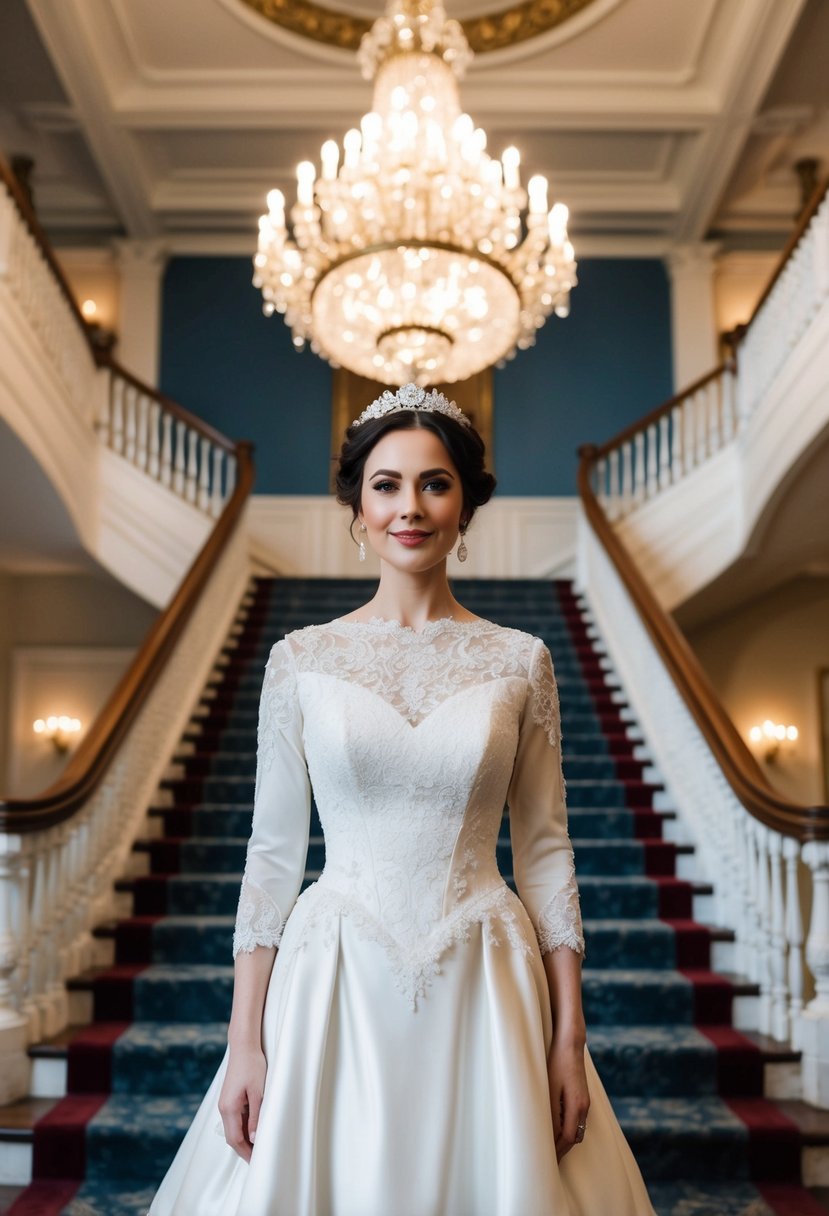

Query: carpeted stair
left=8, top=578, right=826, bottom=1216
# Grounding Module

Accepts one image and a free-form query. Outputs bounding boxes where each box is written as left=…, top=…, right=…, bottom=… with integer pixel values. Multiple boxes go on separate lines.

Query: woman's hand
left=218, top=1044, right=267, bottom=1162
left=547, top=1035, right=590, bottom=1162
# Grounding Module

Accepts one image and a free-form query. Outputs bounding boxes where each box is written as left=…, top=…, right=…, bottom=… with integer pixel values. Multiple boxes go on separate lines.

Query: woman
left=148, top=383, right=655, bottom=1215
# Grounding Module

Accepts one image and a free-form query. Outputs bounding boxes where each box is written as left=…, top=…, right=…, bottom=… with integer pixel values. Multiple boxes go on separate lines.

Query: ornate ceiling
left=0, top=0, right=826, bottom=252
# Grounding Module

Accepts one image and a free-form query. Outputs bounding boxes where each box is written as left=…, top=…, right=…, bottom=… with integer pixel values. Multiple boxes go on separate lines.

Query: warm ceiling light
left=81, top=299, right=97, bottom=320
left=254, top=0, right=576, bottom=386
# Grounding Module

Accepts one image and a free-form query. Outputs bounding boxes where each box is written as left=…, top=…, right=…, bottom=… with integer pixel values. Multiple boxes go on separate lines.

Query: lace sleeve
left=507, top=638, right=585, bottom=957
left=232, top=637, right=312, bottom=958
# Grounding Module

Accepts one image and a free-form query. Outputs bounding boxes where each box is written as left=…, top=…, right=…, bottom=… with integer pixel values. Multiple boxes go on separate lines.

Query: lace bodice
left=233, top=616, right=584, bottom=1008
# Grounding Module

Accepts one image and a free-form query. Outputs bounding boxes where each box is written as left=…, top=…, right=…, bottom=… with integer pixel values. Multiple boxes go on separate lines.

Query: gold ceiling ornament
left=239, top=0, right=600, bottom=54
left=254, top=0, right=577, bottom=386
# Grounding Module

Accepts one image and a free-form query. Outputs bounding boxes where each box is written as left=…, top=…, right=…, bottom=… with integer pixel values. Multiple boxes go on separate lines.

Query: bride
left=147, top=383, right=655, bottom=1215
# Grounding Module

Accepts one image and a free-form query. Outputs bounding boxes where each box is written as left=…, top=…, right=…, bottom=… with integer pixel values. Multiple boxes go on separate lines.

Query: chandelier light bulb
left=501, top=146, right=520, bottom=189
left=321, top=141, right=339, bottom=180
left=254, top=0, right=577, bottom=384
left=527, top=174, right=548, bottom=214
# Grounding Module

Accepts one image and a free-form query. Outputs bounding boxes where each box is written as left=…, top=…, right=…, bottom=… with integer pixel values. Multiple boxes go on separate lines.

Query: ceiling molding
left=26, top=0, right=158, bottom=237
left=230, top=0, right=609, bottom=55
left=672, top=0, right=811, bottom=241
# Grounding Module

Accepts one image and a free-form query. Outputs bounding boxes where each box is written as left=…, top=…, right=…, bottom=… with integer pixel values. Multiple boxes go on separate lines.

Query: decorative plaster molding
left=231, top=0, right=607, bottom=56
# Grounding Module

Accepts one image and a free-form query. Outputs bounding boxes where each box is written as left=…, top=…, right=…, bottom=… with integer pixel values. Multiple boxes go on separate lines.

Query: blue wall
left=159, top=256, right=672, bottom=496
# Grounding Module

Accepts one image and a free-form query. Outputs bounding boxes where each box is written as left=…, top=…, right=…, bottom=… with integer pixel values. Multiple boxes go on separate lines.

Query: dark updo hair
left=334, top=408, right=497, bottom=548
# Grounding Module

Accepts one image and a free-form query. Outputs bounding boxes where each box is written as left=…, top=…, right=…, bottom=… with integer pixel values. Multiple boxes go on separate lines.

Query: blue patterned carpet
left=10, top=579, right=825, bottom=1216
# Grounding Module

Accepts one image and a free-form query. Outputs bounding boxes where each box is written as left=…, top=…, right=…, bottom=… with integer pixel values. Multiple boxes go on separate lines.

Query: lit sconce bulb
left=343, top=128, right=362, bottom=170
left=528, top=175, right=548, bottom=214
left=33, top=715, right=82, bottom=755
left=361, top=112, right=382, bottom=145
left=81, top=299, right=97, bottom=320
left=749, top=718, right=799, bottom=762
left=472, top=128, right=487, bottom=154
left=296, top=161, right=316, bottom=207
left=501, top=146, right=520, bottom=189
left=320, top=141, right=339, bottom=181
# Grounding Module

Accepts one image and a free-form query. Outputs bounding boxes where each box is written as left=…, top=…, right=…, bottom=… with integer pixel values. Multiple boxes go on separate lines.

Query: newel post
left=801, top=842, right=829, bottom=1106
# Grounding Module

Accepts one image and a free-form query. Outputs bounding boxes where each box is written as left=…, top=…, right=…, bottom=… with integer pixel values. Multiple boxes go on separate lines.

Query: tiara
left=352, top=383, right=472, bottom=429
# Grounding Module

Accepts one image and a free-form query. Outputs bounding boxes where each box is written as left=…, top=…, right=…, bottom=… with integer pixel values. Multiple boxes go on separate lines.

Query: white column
left=666, top=242, right=721, bottom=392
left=113, top=238, right=168, bottom=386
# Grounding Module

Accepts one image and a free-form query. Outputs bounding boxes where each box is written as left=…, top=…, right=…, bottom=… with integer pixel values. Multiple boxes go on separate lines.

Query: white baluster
left=161, top=413, right=173, bottom=488
left=14, top=840, right=37, bottom=1041
left=198, top=436, right=211, bottom=511
left=136, top=394, right=150, bottom=472
left=645, top=423, right=658, bottom=500
left=226, top=452, right=237, bottom=499
left=695, top=389, right=707, bottom=465
left=755, top=824, right=773, bottom=1034
left=0, top=835, right=29, bottom=1103
left=683, top=396, right=695, bottom=475
left=767, top=830, right=789, bottom=1041
left=96, top=371, right=112, bottom=443
left=185, top=429, right=199, bottom=504
left=111, top=377, right=125, bottom=455
left=211, top=447, right=224, bottom=516
left=148, top=402, right=161, bottom=480
left=671, top=405, right=682, bottom=483
left=633, top=432, right=645, bottom=506
left=709, top=379, right=721, bottom=455
left=722, top=368, right=735, bottom=443
left=124, top=385, right=137, bottom=465
left=621, top=442, right=633, bottom=516
left=173, top=421, right=186, bottom=495
left=658, top=415, right=671, bottom=490
left=801, top=842, right=829, bottom=1106
left=608, top=449, right=620, bottom=520
left=784, top=837, right=804, bottom=1047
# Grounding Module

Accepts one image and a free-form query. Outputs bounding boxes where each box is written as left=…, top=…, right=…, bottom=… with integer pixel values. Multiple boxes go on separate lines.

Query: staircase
left=4, top=578, right=827, bottom=1216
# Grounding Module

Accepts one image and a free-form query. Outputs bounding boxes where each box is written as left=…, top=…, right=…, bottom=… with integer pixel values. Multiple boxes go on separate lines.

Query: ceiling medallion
left=254, top=0, right=577, bottom=386
left=239, top=0, right=601, bottom=54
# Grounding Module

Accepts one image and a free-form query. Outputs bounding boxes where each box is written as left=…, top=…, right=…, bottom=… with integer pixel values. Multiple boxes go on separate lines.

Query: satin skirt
left=147, top=906, right=655, bottom=1216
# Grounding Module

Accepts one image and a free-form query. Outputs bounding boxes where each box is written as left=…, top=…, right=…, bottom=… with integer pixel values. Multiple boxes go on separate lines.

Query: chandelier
left=254, top=0, right=577, bottom=386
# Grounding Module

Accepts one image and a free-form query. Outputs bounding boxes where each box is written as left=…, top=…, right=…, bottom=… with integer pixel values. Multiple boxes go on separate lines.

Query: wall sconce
left=33, top=715, right=83, bottom=755
left=749, top=718, right=798, bottom=764
left=79, top=298, right=117, bottom=355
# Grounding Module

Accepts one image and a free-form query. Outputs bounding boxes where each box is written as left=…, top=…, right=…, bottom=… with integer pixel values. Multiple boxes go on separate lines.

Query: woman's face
left=358, top=426, right=467, bottom=571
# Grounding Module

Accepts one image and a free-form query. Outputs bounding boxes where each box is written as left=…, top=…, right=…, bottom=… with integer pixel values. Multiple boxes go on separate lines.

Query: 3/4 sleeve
left=507, top=637, right=585, bottom=957
left=232, top=637, right=312, bottom=957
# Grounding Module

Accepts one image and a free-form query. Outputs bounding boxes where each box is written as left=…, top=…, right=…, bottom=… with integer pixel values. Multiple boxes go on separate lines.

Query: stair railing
left=576, top=179, right=829, bottom=1104
left=594, top=179, right=828, bottom=524
left=0, top=156, right=235, bottom=525
left=0, top=157, right=256, bottom=1103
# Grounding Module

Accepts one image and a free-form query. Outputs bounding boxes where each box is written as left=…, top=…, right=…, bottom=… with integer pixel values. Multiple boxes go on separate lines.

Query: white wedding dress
left=148, top=616, right=655, bottom=1216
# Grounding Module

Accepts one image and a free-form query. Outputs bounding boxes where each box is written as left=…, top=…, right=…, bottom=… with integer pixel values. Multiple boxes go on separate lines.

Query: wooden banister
left=0, top=152, right=257, bottom=831
left=577, top=176, right=829, bottom=843
left=0, top=440, right=254, bottom=832
left=0, top=155, right=94, bottom=354
left=0, top=153, right=234, bottom=457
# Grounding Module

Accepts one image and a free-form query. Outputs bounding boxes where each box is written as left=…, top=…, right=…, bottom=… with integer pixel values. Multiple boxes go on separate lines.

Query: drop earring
left=358, top=522, right=367, bottom=562
left=457, top=526, right=468, bottom=563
